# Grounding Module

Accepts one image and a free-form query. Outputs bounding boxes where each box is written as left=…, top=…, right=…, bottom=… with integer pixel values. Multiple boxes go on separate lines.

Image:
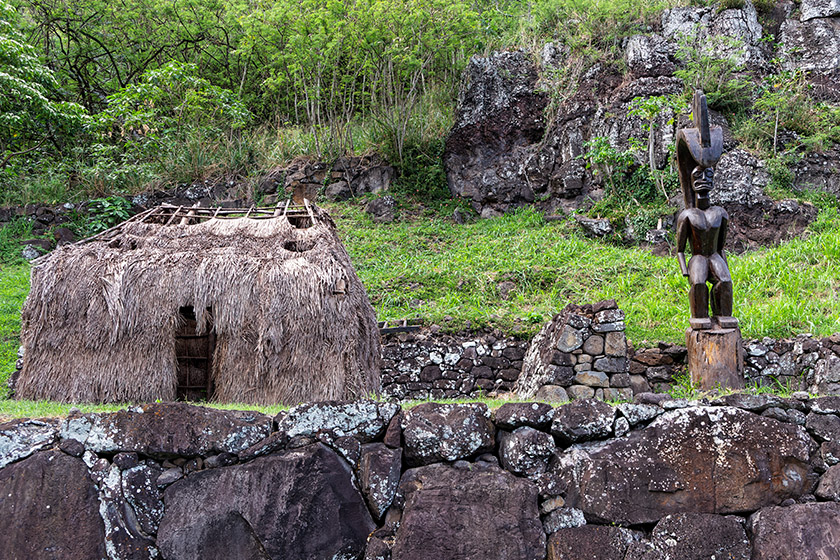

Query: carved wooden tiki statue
left=675, top=90, right=738, bottom=331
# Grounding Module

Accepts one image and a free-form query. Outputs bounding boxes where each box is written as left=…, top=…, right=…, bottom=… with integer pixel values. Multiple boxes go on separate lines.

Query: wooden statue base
left=686, top=327, right=745, bottom=391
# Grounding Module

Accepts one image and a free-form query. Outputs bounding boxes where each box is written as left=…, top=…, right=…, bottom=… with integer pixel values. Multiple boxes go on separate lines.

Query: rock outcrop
left=444, top=51, right=548, bottom=218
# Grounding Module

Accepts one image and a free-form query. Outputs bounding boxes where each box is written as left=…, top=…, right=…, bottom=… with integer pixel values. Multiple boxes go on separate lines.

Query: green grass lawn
left=332, top=203, right=840, bottom=344
left=1, top=201, right=838, bottom=412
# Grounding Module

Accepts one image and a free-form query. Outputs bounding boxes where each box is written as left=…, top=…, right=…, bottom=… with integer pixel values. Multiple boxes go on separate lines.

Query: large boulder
left=550, top=406, right=814, bottom=525
left=781, top=16, right=840, bottom=73
left=550, top=399, right=616, bottom=445
left=0, top=450, right=106, bottom=559
left=624, top=513, right=750, bottom=560
left=391, top=463, right=545, bottom=560
left=498, top=426, right=556, bottom=477
left=0, top=418, right=58, bottom=468
left=749, top=502, right=840, bottom=560
left=401, top=402, right=494, bottom=466
left=156, top=443, right=375, bottom=560
left=661, top=0, right=765, bottom=67
left=277, top=400, right=400, bottom=443
left=444, top=51, right=548, bottom=217
left=61, top=403, right=273, bottom=458
left=801, top=0, right=840, bottom=20
left=547, top=525, right=641, bottom=560
left=711, top=149, right=771, bottom=208
left=359, top=443, right=402, bottom=521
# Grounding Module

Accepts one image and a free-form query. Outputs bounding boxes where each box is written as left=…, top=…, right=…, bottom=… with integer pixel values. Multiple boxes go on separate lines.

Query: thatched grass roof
left=16, top=203, right=381, bottom=405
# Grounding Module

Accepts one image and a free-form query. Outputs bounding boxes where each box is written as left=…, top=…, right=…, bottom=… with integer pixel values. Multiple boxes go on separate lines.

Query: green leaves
left=0, top=1, right=88, bottom=168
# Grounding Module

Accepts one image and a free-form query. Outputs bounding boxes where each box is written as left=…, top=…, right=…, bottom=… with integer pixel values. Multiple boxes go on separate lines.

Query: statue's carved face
left=691, top=166, right=714, bottom=199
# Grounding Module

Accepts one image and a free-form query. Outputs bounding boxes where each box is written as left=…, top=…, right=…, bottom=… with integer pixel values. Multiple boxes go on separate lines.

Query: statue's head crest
left=676, top=89, right=724, bottom=208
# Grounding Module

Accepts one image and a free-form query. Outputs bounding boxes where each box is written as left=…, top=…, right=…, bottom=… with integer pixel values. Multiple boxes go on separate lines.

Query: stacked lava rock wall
left=3, top=396, right=840, bottom=559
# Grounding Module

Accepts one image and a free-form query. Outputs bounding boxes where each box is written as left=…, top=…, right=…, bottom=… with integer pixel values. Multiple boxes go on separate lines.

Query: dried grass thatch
left=16, top=203, right=381, bottom=404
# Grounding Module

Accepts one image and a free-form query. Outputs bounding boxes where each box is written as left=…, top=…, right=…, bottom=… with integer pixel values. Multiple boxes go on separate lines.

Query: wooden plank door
left=175, top=306, right=215, bottom=401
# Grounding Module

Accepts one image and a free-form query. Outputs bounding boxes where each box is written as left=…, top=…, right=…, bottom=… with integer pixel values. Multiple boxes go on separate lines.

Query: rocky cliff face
left=443, top=0, right=840, bottom=241
left=3, top=397, right=840, bottom=559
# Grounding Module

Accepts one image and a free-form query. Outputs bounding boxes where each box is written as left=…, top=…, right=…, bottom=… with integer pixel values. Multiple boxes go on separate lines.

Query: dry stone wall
left=380, top=330, right=528, bottom=401
left=381, top=302, right=840, bottom=401
left=3, top=397, right=840, bottom=559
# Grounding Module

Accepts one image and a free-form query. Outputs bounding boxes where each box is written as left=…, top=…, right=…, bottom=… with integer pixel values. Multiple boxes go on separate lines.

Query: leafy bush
left=392, top=138, right=450, bottom=200
left=674, top=35, right=753, bottom=111
left=81, top=197, right=133, bottom=236
left=0, top=1, right=88, bottom=170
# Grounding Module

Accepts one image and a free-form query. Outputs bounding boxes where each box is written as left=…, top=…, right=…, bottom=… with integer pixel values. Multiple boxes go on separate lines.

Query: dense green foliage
left=0, top=1, right=86, bottom=173
left=0, top=0, right=694, bottom=204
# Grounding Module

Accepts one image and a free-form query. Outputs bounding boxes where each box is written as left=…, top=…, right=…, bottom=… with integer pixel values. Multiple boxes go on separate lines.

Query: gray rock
left=629, top=375, right=652, bottom=394
left=662, top=0, right=764, bottom=66
left=157, top=444, right=375, bottom=560
left=583, top=335, right=604, bottom=355
left=359, top=443, right=402, bottom=521
left=806, top=412, right=840, bottom=442
left=594, top=356, right=627, bottom=373
left=366, top=195, right=397, bottom=223
left=351, top=165, right=395, bottom=195
left=801, top=0, right=840, bottom=22
left=551, top=399, right=616, bottom=445
left=557, top=325, right=586, bottom=352
left=618, top=403, right=664, bottom=426
left=90, top=461, right=158, bottom=558
left=614, top=416, right=630, bottom=437
left=0, top=418, right=58, bottom=469
left=494, top=402, right=555, bottom=430
left=156, top=468, right=183, bottom=488
left=625, top=512, right=750, bottom=560
left=535, top=384, right=570, bottom=403
left=592, top=321, right=625, bottom=333
left=498, top=426, right=556, bottom=477
left=781, top=17, right=840, bottom=72
left=749, top=502, right=840, bottom=560
left=278, top=400, right=400, bottom=443
left=401, top=403, right=494, bottom=466
left=0, top=450, right=107, bottom=559
left=610, top=373, right=631, bottom=388
left=391, top=463, right=545, bottom=560
left=547, top=525, right=641, bottom=560
left=574, top=370, right=609, bottom=387
left=809, top=396, right=840, bottom=414
left=554, top=407, right=814, bottom=525
left=541, top=508, right=586, bottom=534
left=324, top=180, right=352, bottom=201
left=816, top=464, right=840, bottom=500
left=21, top=245, right=40, bottom=260
left=122, top=464, right=164, bottom=535
left=567, top=385, right=596, bottom=400
left=604, top=332, right=627, bottom=357
left=61, top=403, right=272, bottom=458
left=576, top=216, right=613, bottom=237
left=625, top=34, right=676, bottom=77
left=711, top=149, right=771, bottom=207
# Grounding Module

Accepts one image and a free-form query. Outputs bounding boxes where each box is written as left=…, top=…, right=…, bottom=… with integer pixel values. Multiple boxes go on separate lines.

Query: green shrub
left=674, top=35, right=753, bottom=111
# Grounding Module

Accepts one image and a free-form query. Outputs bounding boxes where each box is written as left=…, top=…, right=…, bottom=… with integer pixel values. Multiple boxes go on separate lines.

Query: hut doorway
left=175, top=306, right=215, bottom=401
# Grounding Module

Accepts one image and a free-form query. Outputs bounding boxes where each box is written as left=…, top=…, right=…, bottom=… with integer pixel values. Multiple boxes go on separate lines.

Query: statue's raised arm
left=675, top=90, right=737, bottom=331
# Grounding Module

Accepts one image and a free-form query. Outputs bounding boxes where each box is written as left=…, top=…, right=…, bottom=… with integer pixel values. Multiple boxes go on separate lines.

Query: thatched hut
left=15, top=202, right=381, bottom=405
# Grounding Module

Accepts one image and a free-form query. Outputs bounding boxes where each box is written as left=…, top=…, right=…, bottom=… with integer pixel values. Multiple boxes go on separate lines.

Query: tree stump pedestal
left=686, top=327, right=745, bottom=391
